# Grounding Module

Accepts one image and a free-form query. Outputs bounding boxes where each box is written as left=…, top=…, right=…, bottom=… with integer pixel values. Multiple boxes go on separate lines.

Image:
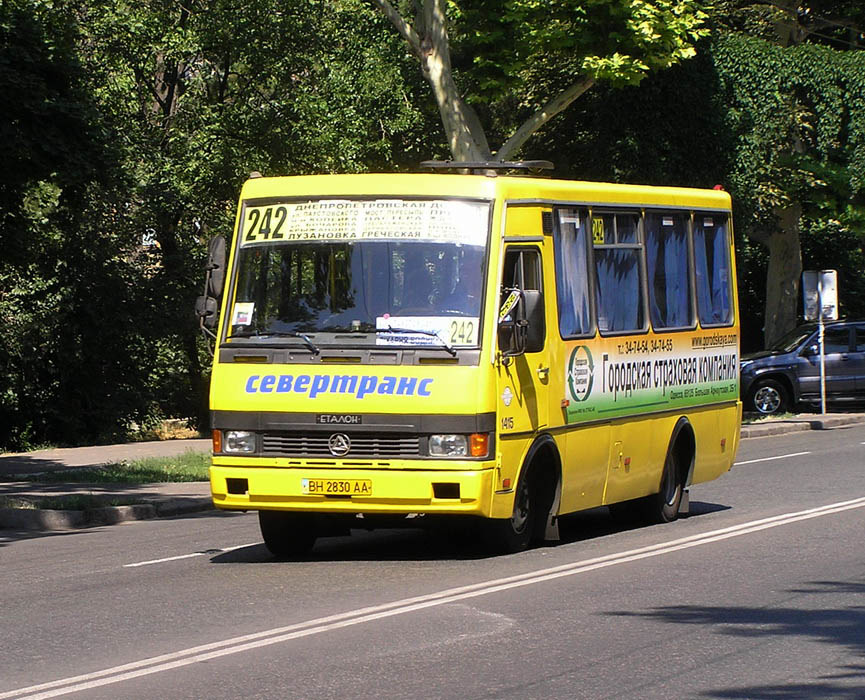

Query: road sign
left=802, top=270, right=838, bottom=321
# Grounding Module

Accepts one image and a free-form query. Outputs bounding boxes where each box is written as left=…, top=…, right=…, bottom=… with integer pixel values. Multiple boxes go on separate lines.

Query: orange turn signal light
left=212, top=429, right=222, bottom=454
left=470, top=433, right=489, bottom=457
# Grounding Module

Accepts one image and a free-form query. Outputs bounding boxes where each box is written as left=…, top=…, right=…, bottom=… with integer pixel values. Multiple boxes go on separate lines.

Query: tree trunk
left=371, top=0, right=491, bottom=161
left=760, top=203, right=803, bottom=347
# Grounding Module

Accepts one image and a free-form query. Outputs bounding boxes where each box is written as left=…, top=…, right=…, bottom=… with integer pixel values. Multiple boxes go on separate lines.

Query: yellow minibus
left=199, top=164, right=741, bottom=556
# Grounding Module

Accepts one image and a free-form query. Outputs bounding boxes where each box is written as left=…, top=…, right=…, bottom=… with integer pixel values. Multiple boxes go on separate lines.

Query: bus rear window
left=694, top=215, right=733, bottom=327
left=646, top=212, right=693, bottom=330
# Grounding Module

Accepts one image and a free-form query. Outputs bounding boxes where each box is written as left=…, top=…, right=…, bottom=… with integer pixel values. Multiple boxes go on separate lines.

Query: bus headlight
left=429, top=433, right=489, bottom=458
left=223, top=430, right=256, bottom=453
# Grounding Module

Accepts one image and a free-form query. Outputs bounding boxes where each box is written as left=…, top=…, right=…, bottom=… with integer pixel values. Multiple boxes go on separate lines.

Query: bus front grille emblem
left=328, top=433, right=351, bottom=457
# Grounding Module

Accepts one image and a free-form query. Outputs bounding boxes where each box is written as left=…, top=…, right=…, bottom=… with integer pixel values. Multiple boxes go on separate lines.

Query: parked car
left=740, top=320, right=865, bottom=415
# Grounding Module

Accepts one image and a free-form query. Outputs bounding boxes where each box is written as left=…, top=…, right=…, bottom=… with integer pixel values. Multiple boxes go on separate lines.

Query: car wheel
left=750, top=378, right=788, bottom=415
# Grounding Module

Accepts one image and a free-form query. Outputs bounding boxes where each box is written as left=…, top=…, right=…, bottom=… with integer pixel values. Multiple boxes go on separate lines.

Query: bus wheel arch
left=486, top=434, right=562, bottom=553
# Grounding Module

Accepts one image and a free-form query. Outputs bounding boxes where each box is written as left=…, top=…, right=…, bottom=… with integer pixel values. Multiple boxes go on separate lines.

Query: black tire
left=749, top=378, right=788, bottom=415
left=650, top=449, right=683, bottom=524
left=258, top=510, right=317, bottom=559
left=482, top=467, right=536, bottom=554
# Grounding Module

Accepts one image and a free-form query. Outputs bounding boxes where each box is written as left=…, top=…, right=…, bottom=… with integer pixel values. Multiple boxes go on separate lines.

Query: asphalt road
left=1, top=426, right=864, bottom=699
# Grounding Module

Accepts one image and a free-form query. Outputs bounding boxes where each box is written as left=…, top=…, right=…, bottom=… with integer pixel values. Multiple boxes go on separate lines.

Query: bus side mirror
left=196, top=235, right=226, bottom=336
left=206, top=235, right=226, bottom=298
left=195, top=295, right=219, bottom=329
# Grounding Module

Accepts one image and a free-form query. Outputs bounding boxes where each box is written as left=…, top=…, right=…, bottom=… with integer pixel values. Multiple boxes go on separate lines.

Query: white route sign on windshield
left=240, top=199, right=489, bottom=247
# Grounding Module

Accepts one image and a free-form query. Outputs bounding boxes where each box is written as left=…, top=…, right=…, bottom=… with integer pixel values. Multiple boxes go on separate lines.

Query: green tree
left=712, top=33, right=865, bottom=344
left=371, top=0, right=710, bottom=161
left=0, top=0, right=135, bottom=449
left=74, top=0, right=432, bottom=429
left=0, top=0, right=433, bottom=449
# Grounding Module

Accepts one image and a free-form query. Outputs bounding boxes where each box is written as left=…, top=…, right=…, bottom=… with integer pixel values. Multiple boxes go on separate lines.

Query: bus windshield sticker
left=498, top=290, right=521, bottom=323
left=375, top=316, right=479, bottom=347
left=591, top=217, right=605, bottom=245
left=240, top=199, right=489, bottom=247
left=232, top=302, right=254, bottom=326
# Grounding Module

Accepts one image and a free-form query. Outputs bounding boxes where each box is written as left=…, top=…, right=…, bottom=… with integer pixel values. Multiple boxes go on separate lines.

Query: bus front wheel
left=482, top=466, right=539, bottom=554
left=258, top=510, right=317, bottom=559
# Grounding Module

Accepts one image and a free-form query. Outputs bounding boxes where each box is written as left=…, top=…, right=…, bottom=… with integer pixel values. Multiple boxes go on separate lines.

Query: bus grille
left=261, top=432, right=422, bottom=458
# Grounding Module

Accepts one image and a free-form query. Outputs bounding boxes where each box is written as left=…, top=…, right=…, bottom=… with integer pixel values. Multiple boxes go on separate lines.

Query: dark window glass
left=856, top=326, right=865, bottom=352
left=502, top=248, right=541, bottom=291
left=593, top=211, right=644, bottom=333
left=553, top=208, right=593, bottom=337
left=823, top=327, right=850, bottom=354
left=694, top=215, right=733, bottom=326
left=646, top=212, right=692, bottom=329
left=594, top=248, right=645, bottom=332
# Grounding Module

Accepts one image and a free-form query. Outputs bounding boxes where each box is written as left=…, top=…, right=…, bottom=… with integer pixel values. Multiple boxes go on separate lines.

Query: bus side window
left=502, top=248, right=541, bottom=291
left=501, top=248, right=545, bottom=352
left=646, top=212, right=693, bottom=330
left=593, top=210, right=646, bottom=333
left=553, top=207, right=593, bottom=337
left=694, top=215, right=733, bottom=326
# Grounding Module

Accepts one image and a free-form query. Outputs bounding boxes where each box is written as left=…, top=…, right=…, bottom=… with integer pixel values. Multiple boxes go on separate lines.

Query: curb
left=740, top=414, right=865, bottom=439
left=0, top=497, right=213, bottom=532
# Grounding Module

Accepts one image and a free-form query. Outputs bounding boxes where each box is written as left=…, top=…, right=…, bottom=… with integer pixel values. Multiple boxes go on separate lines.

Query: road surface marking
left=123, top=543, right=259, bottom=568
left=734, top=451, right=811, bottom=465
left=5, top=495, right=865, bottom=700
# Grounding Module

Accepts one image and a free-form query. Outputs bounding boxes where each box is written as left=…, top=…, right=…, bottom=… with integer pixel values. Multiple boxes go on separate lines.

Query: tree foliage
left=370, top=0, right=709, bottom=160
left=712, top=31, right=865, bottom=344
left=0, top=0, right=432, bottom=451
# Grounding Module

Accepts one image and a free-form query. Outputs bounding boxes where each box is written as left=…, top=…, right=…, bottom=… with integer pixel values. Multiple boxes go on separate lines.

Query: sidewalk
left=0, top=439, right=213, bottom=531
left=2, top=414, right=864, bottom=532
left=739, top=411, right=865, bottom=438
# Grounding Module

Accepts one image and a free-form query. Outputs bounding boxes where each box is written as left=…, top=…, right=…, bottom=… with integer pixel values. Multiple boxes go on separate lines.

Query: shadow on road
left=605, top=579, right=865, bottom=698
left=209, top=500, right=731, bottom=564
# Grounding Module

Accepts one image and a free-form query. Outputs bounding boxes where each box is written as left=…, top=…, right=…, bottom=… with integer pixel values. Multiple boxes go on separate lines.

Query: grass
left=0, top=495, right=146, bottom=510
left=20, top=451, right=210, bottom=484
left=741, top=411, right=797, bottom=424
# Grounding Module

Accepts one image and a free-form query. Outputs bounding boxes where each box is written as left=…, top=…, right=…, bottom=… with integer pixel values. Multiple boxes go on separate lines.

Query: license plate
left=301, top=478, right=372, bottom=496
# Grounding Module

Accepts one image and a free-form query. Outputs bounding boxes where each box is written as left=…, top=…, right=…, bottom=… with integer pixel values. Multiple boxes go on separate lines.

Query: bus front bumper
left=210, top=463, right=497, bottom=517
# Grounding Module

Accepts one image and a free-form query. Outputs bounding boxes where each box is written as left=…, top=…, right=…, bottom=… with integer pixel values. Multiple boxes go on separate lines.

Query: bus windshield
left=227, top=198, right=490, bottom=348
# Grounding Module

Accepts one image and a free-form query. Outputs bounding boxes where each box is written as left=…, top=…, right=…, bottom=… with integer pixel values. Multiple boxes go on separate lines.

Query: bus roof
left=239, top=173, right=732, bottom=211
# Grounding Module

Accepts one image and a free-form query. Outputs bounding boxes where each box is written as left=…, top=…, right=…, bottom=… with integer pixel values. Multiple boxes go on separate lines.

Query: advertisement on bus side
left=563, top=332, right=739, bottom=423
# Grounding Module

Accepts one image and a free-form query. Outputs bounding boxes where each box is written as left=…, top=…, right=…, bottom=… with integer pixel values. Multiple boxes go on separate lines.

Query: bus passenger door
left=497, top=245, right=550, bottom=434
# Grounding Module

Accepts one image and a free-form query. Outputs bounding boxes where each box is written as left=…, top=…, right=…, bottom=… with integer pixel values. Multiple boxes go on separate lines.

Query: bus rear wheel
left=610, top=446, right=683, bottom=525
left=258, top=510, right=317, bottom=559
left=650, top=449, right=683, bottom=523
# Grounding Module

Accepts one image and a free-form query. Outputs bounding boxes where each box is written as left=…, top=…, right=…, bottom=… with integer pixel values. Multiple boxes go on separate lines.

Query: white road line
left=123, top=543, right=258, bottom=568
left=4, top=495, right=865, bottom=700
left=735, top=451, right=811, bottom=465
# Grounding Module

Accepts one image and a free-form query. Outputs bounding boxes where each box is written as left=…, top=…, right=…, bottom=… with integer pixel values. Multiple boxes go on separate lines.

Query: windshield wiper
left=375, top=326, right=457, bottom=357
left=228, top=330, right=320, bottom=355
